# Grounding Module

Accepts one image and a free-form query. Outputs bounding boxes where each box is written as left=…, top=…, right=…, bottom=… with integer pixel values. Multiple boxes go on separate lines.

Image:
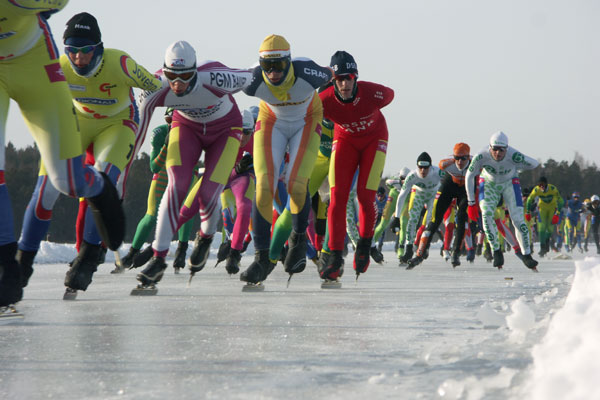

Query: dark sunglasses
left=491, top=146, right=507, bottom=152
left=259, top=58, right=289, bottom=73
left=454, top=155, right=469, bottom=161
left=334, top=73, right=356, bottom=82
left=65, top=43, right=100, bottom=55
left=163, top=70, right=196, bottom=83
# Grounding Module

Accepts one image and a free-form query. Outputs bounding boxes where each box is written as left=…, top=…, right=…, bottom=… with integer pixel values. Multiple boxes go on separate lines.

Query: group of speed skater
left=0, top=3, right=589, bottom=312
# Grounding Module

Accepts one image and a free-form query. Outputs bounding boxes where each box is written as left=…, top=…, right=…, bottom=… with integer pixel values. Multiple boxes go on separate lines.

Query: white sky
left=6, top=0, right=599, bottom=176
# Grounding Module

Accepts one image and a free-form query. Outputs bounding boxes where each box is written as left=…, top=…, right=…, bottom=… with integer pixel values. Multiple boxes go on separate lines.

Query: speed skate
left=0, top=305, right=24, bottom=323
left=130, top=284, right=158, bottom=296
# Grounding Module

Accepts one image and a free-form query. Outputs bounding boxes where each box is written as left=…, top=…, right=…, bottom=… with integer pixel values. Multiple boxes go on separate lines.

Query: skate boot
left=354, top=237, right=372, bottom=276
left=64, top=241, right=102, bottom=291
left=189, top=234, right=213, bottom=274
left=214, top=240, right=231, bottom=268
left=284, top=231, right=307, bottom=275
left=111, top=247, right=139, bottom=273
left=521, top=254, right=539, bottom=271
left=15, top=248, right=36, bottom=287
left=466, top=249, right=475, bottom=263
left=173, top=241, right=188, bottom=273
left=492, top=249, right=504, bottom=269
left=515, top=249, right=524, bottom=261
left=370, top=246, right=384, bottom=264
left=451, top=251, right=461, bottom=267
left=399, top=244, right=413, bottom=265
left=483, top=244, right=493, bottom=262
left=136, top=256, right=167, bottom=286
left=131, top=245, right=154, bottom=269
left=85, top=172, right=125, bottom=251
left=98, top=247, right=107, bottom=265
left=476, top=243, right=483, bottom=256
left=0, top=243, right=23, bottom=307
left=225, top=248, right=242, bottom=275
left=318, top=250, right=344, bottom=281
left=240, top=249, right=272, bottom=284
left=407, top=255, right=423, bottom=269
left=442, top=249, right=451, bottom=261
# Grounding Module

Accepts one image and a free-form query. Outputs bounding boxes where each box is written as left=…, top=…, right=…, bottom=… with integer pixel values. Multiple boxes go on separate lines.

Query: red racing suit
left=319, top=81, right=394, bottom=250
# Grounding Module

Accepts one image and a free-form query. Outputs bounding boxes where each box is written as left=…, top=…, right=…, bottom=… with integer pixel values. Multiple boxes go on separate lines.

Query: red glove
left=552, top=214, right=559, bottom=225
left=467, top=204, right=479, bottom=221
left=525, top=213, right=531, bottom=222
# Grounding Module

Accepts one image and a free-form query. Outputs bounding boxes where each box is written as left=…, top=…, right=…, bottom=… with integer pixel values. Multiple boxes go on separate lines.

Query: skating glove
left=391, top=217, right=400, bottom=234
left=467, top=203, right=479, bottom=221
left=525, top=213, right=532, bottom=222
left=551, top=213, right=559, bottom=225
left=235, top=152, right=253, bottom=174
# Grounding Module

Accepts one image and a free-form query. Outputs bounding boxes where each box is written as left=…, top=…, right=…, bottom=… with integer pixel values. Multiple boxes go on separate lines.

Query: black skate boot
left=173, top=241, right=188, bottom=273
left=214, top=240, right=231, bottom=268
left=492, top=249, right=504, bottom=269
left=98, top=247, right=107, bottom=265
left=136, top=256, right=167, bottom=286
left=399, top=244, right=413, bottom=265
left=451, top=251, right=461, bottom=268
left=476, top=243, right=483, bottom=256
left=521, top=254, right=539, bottom=271
left=370, top=246, right=384, bottom=264
left=483, top=243, right=493, bottom=262
left=354, top=237, right=372, bottom=277
left=284, top=231, right=307, bottom=275
left=189, top=234, right=213, bottom=274
left=15, top=248, right=36, bottom=287
left=85, top=172, right=125, bottom=251
left=0, top=243, right=23, bottom=307
left=318, top=250, right=344, bottom=281
left=240, top=249, right=272, bottom=284
left=131, top=245, right=153, bottom=269
left=407, top=255, right=423, bottom=269
left=111, top=247, right=139, bottom=273
left=225, top=248, right=242, bottom=275
left=64, top=241, right=102, bottom=292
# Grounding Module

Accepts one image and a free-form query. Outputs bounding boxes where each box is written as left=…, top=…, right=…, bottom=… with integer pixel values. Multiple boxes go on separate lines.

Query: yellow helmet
left=259, top=34, right=290, bottom=59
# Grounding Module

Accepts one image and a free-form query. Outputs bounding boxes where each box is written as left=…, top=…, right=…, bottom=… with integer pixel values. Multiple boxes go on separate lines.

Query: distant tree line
left=4, top=143, right=599, bottom=243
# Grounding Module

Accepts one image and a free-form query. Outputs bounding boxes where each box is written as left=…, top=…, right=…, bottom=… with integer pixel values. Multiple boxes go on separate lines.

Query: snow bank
left=524, top=258, right=600, bottom=400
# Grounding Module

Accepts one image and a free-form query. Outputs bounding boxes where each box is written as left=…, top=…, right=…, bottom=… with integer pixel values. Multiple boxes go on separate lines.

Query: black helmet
left=377, top=186, right=386, bottom=196
left=416, top=152, right=432, bottom=168
left=330, top=50, right=358, bottom=77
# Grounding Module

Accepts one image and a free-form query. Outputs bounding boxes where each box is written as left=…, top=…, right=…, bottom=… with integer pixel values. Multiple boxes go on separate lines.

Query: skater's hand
left=551, top=213, right=560, bottom=225
left=391, top=217, right=400, bottom=233
left=525, top=213, right=532, bottom=222
left=467, top=203, right=479, bottom=222
left=235, top=152, right=253, bottom=174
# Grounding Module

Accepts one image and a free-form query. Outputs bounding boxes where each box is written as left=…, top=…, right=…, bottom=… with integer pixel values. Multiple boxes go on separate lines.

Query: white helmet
left=399, top=167, right=411, bottom=179
left=592, top=194, right=600, bottom=202
left=164, top=40, right=196, bottom=72
left=489, top=131, right=509, bottom=148
left=242, top=109, right=254, bottom=131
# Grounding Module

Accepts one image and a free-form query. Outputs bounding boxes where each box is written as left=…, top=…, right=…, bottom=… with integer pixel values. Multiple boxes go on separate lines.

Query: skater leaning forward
left=239, top=34, right=333, bottom=287
left=317, top=50, right=394, bottom=282
left=0, top=3, right=125, bottom=309
left=465, top=131, right=539, bottom=270
left=132, top=41, right=252, bottom=293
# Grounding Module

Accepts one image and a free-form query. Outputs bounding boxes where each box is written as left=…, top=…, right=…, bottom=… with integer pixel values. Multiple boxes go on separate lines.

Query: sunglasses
left=491, top=146, right=507, bottom=152
left=65, top=43, right=100, bottom=55
left=259, top=58, right=290, bottom=73
left=334, top=73, right=356, bottom=82
left=454, top=155, right=469, bottom=161
left=417, top=165, right=430, bottom=170
left=163, top=69, right=196, bottom=83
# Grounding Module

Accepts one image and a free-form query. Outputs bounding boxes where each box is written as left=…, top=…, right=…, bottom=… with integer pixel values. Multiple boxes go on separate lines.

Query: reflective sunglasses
left=491, top=146, right=507, bottom=152
left=163, top=69, right=196, bottom=83
left=454, top=155, right=469, bottom=161
left=334, top=73, right=356, bottom=82
left=65, top=43, right=100, bottom=55
left=259, top=58, right=289, bottom=73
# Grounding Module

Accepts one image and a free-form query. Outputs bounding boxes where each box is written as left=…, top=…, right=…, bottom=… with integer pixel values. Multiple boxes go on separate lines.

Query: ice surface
left=0, top=242, right=594, bottom=400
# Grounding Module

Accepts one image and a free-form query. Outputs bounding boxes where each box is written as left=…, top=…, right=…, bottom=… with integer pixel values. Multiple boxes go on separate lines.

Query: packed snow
left=1, top=239, right=599, bottom=400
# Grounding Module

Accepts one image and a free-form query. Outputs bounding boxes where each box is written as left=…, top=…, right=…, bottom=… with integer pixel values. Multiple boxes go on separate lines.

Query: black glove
left=235, top=153, right=253, bottom=174
left=391, top=217, right=400, bottom=234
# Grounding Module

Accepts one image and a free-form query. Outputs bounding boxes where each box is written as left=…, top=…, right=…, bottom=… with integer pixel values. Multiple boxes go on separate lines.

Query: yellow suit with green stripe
left=526, top=184, right=563, bottom=245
